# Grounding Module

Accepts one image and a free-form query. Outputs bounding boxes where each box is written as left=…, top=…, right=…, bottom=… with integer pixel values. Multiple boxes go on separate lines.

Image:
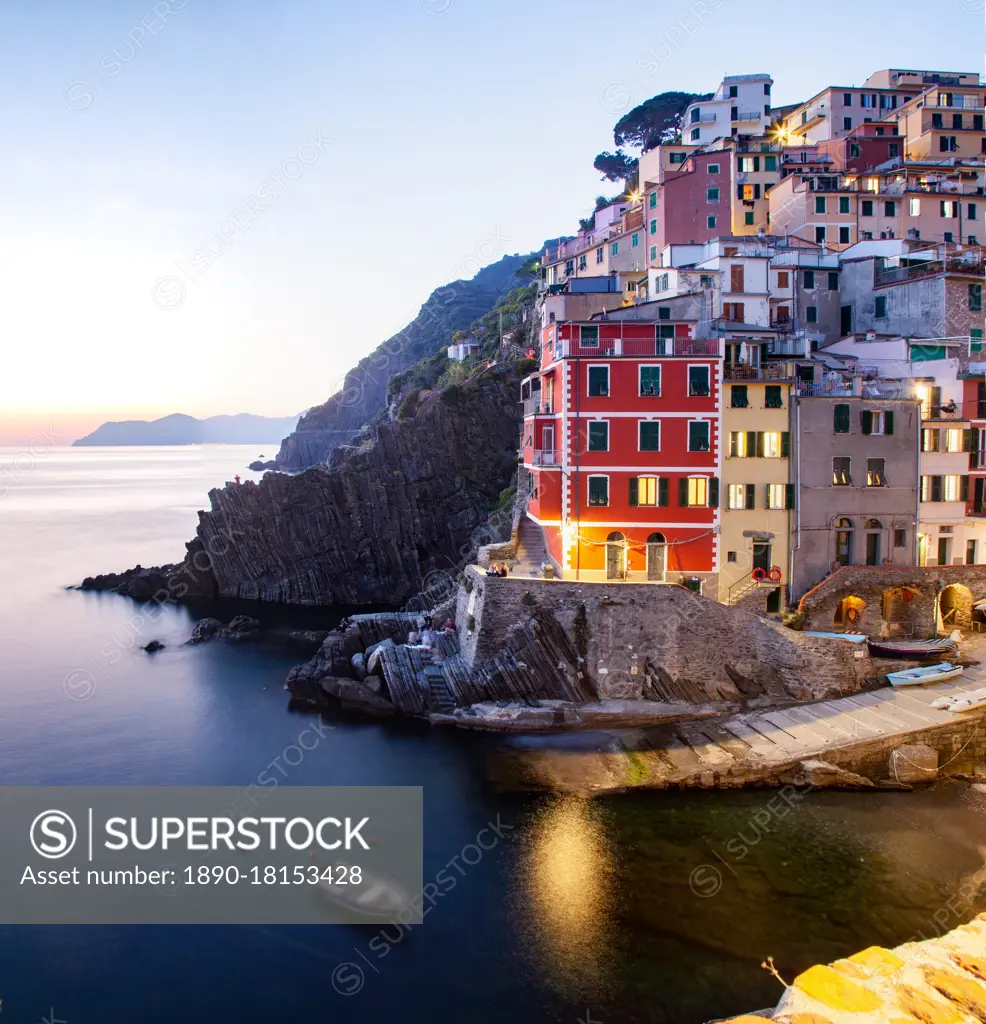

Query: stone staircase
left=513, top=516, right=551, bottom=576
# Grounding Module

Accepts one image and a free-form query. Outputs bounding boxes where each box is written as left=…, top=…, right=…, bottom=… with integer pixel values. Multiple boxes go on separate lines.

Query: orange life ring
left=847, top=607, right=861, bottom=623
left=752, top=568, right=767, bottom=582
left=767, top=567, right=782, bottom=583
left=903, top=591, right=914, bottom=602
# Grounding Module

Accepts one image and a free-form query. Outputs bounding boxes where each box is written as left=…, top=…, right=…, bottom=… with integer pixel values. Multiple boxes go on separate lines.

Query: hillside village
left=520, top=67, right=985, bottom=615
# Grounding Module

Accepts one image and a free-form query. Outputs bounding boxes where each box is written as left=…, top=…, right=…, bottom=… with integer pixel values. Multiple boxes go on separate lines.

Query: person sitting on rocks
left=486, top=564, right=498, bottom=577
left=442, top=618, right=456, bottom=632
left=407, top=629, right=421, bottom=645
left=421, top=627, right=438, bottom=647
left=496, top=562, right=509, bottom=577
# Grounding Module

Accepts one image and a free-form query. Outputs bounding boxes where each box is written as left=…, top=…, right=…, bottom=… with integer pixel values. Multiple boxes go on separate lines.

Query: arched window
left=865, top=518, right=883, bottom=530
left=646, top=533, right=666, bottom=582
left=606, top=532, right=627, bottom=580
left=835, top=517, right=854, bottom=566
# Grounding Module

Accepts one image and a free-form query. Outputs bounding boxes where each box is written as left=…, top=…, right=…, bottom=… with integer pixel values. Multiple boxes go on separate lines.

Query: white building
left=682, top=74, right=774, bottom=147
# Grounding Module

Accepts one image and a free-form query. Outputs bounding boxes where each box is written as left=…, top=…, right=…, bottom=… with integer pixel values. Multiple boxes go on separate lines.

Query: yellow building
left=719, top=363, right=795, bottom=611
left=895, top=83, right=986, bottom=162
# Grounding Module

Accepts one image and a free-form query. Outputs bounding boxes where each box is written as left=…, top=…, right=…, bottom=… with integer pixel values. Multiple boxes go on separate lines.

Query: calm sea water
left=1, top=444, right=986, bottom=1024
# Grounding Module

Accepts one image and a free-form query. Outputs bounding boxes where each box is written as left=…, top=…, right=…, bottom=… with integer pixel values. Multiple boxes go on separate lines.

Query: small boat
left=932, top=687, right=986, bottom=713
left=314, top=865, right=411, bottom=921
left=867, top=637, right=959, bottom=659
left=886, top=662, right=963, bottom=687
left=804, top=631, right=868, bottom=643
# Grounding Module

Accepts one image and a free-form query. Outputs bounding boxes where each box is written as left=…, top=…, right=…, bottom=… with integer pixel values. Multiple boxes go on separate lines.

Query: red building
left=521, top=318, right=721, bottom=590
left=962, top=369, right=986, bottom=516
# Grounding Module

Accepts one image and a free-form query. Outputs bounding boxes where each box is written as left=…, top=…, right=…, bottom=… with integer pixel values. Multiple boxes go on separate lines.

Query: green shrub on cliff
left=397, top=389, right=422, bottom=421
left=515, top=357, right=536, bottom=376
left=440, top=385, right=461, bottom=407
left=493, top=487, right=516, bottom=514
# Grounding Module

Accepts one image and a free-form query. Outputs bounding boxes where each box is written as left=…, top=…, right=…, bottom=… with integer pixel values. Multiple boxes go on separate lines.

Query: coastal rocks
left=195, top=367, right=523, bottom=606
left=779, top=759, right=876, bottom=790
left=142, top=640, right=165, bottom=653
left=248, top=459, right=277, bottom=472
left=320, top=676, right=395, bottom=717
left=79, top=538, right=218, bottom=602
left=186, top=615, right=260, bottom=645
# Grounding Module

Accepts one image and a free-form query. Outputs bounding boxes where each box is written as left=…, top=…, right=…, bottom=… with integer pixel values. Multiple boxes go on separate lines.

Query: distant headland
left=72, top=412, right=300, bottom=447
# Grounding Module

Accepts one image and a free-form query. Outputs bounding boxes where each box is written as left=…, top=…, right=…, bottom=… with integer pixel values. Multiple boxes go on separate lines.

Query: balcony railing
left=798, top=382, right=853, bottom=397
left=875, top=257, right=986, bottom=286
left=690, top=112, right=717, bottom=123
left=724, top=363, right=794, bottom=381
left=522, top=397, right=554, bottom=417
left=529, top=450, right=560, bottom=467
left=556, top=336, right=721, bottom=358
left=733, top=110, right=762, bottom=122
left=923, top=402, right=968, bottom=420
left=970, top=451, right=986, bottom=469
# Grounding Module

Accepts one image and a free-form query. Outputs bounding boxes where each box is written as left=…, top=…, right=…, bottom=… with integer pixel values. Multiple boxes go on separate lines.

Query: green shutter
left=964, top=429, right=975, bottom=453
left=962, top=475, right=970, bottom=501
left=658, top=477, right=669, bottom=507
left=973, top=427, right=981, bottom=454
left=884, top=410, right=894, bottom=435
left=729, top=432, right=738, bottom=458
left=755, top=431, right=765, bottom=457
left=781, top=431, right=790, bottom=457
left=745, top=484, right=755, bottom=509
left=628, top=477, right=639, bottom=507
left=678, top=478, right=689, bottom=507
left=746, top=431, right=757, bottom=456
left=834, top=403, right=850, bottom=433
left=708, top=477, right=719, bottom=508
left=932, top=476, right=943, bottom=502
left=785, top=483, right=795, bottom=510
left=861, top=410, right=872, bottom=434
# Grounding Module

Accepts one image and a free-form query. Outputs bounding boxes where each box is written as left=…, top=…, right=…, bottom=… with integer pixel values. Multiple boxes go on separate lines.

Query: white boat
left=934, top=686, right=986, bottom=714
left=886, top=662, right=963, bottom=687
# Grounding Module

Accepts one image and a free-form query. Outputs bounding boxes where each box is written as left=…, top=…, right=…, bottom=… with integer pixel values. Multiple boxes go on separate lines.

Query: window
left=595, top=247, right=604, bottom=264
left=867, top=458, right=886, bottom=486
left=839, top=226, right=850, bottom=244
left=888, top=143, right=899, bottom=158
left=688, top=421, right=711, bottom=452
left=690, top=127, right=700, bottom=141
left=944, top=427, right=964, bottom=453
left=849, top=142, right=861, bottom=159
left=649, top=245, right=657, bottom=261
left=894, top=529, right=906, bottom=549
left=632, top=476, right=659, bottom=507
left=970, top=284, right=982, bottom=312
left=941, top=200, right=959, bottom=219
left=639, top=365, right=660, bottom=397
left=638, top=421, right=661, bottom=452
left=834, top=403, right=850, bottom=433
left=744, top=212, right=754, bottom=226
left=940, top=136, right=958, bottom=152
left=922, top=428, right=940, bottom=453
left=764, top=155, right=777, bottom=171
left=806, top=306, right=817, bottom=323
left=611, top=242, right=619, bottom=256
left=578, top=254, right=586, bottom=271
left=669, top=152, right=686, bottom=164
left=839, top=196, right=850, bottom=214
left=580, top=325, right=599, bottom=345
left=761, top=431, right=784, bottom=458
left=684, top=476, right=711, bottom=507
left=909, top=198, right=921, bottom=216
left=729, top=85, right=738, bottom=98
left=565, top=260, right=574, bottom=276
left=587, top=365, right=609, bottom=396
left=843, top=116, right=852, bottom=131
left=738, top=156, right=760, bottom=172
left=815, top=227, right=826, bottom=243
left=587, top=421, right=609, bottom=452
left=969, top=204, right=978, bottom=221
left=875, top=295, right=887, bottom=319
left=688, top=366, right=710, bottom=397
left=765, top=484, right=787, bottom=509
left=932, top=112, right=944, bottom=129
left=764, top=83, right=771, bottom=95
left=862, top=94, right=876, bottom=108
left=884, top=201, right=896, bottom=216
left=827, top=272, right=839, bottom=290
left=727, top=484, right=747, bottom=510
left=708, top=163, right=720, bottom=174
left=727, top=551, right=737, bottom=562
left=803, top=270, right=815, bottom=289
left=649, top=218, right=657, bottom=234
left=765, top=385, right=783, bottom=409
left=815, top=196, right=827, bottom=214
left=707, top=215, right=717, bottom=229
left=658, top=306, right=671, bottom=320
left=776, top=271, right=789, bottom=289
left=729, top=431, right=751, bottom=457
left=731, top=384, right=749, bottom=408
left=944, top=475, right=964, bottom=501
left=587, top=476, right=608, bottom=506
left=739, top=184, right=756, bottom=201
left=833, top=457, right=851, bottom=485
left=707, top=187, right=720, bottom=202
left=843, top=92, right=852, bottom=106
left=862, top=410, right=894, bottom=435
left=861, top=199, right=874, bottom=216
left=631, top=233, right=640, bottom=249
left=954, top=113, right=964, bottom=130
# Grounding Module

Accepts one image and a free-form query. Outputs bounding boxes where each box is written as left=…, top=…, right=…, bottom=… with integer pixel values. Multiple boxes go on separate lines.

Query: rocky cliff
left=194, top=365, right=523, bottom=605
left=275, top=251, right=536, bottom=470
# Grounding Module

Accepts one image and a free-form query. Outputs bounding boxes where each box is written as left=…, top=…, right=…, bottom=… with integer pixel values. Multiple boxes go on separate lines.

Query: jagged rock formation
left=274, top=251, right=535, bottom=470
left=79, top=538, right=218, bottom=601
left=194, top=366, right=522, bottom=605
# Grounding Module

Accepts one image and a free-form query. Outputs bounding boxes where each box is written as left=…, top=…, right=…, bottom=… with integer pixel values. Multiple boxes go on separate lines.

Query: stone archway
left=834, top=594, right=866, bottom=629
left=882, top=586, right=919, bottom=638
left=606, top=531, right=627, bottom=581
left=939, top=583, right=974, bottom=632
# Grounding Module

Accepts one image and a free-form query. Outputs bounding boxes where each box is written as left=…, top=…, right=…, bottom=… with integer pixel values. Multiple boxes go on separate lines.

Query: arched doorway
left=606, top=531, right=627, bottom=580
left=864, top=519, right=883, bottom=566
left=646, top=532, right=666, bottom=582
left=882, top=586, right=919, bottom=637
left=939, top=583, right=974, bottom=632
left=834, top=518, right=854, bottom=566
left=834, top=594, right=866, bottom=629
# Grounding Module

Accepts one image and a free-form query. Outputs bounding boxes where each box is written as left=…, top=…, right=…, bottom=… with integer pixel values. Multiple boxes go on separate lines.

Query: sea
left=1, top=443, right=985, bottom=1024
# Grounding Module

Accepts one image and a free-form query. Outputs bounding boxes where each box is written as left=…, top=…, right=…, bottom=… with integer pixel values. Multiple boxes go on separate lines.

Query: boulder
left=187, top=618, right=225, bottom=644
left=780, top=759, right=876, bottom=790
left=142, top=640, right=165, bottom=653
left=320, top=676, right=395, bottom=717
left=889, top=743, right=939, bottom=784
left=351, top=652, right=368, bottom=680
left=224, top=615, right=260, bottom=641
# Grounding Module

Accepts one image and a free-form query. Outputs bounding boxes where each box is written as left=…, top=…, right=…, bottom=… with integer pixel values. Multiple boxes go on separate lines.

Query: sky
left=0, top=0, right=983, bottom=444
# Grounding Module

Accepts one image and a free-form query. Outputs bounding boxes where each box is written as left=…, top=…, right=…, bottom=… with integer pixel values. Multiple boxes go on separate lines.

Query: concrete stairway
left=513, top=516, right=550, bottom=576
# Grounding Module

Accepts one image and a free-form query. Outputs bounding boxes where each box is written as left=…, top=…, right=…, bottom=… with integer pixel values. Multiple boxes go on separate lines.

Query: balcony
left=556, top=336, right=721, bottom=358
left=798, top=382, right=853, bottom=397
left=875, top=255, right=986, bottom=286
left=529, top=450, right=560, bottom=467
left=922, top=401, right=969, bottom=421
left=724, top=363, right=794, bottom=381
left=970, top=451, right=986, bottom=469
left=690, top=112, right=717, bottom=123
left=522, top=397, right=555, bottom=417
left=733, top=110, right=762, bottom=122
